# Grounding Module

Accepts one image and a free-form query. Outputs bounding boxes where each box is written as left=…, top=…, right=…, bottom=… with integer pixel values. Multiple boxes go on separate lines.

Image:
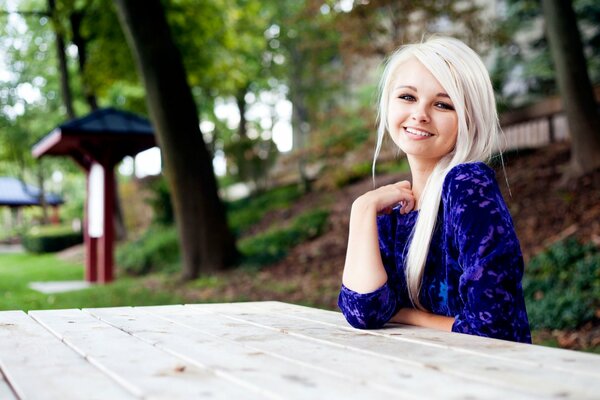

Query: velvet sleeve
left=445, top=163, right=531, bottom=343
left=337, top=212, right=402, bottom=329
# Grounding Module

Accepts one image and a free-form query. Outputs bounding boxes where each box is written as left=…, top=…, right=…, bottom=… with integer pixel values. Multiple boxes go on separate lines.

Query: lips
left=404, top=127, right=434, bottom=138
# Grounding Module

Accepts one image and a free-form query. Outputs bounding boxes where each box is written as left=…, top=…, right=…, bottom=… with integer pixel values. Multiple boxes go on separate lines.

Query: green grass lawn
left=0, top=253, right=185, bottom=311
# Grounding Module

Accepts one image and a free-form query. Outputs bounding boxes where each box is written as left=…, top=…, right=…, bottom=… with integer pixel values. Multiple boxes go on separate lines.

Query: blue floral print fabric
left=338, top=162, right=531, bottom=343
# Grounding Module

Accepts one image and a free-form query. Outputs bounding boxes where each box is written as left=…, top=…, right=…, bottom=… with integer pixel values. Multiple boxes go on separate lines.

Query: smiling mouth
left=404, top=127, right=434, bottom=137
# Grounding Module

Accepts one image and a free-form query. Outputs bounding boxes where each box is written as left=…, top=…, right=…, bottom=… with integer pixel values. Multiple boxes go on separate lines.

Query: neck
left=407, top=157, right=436, bottom=209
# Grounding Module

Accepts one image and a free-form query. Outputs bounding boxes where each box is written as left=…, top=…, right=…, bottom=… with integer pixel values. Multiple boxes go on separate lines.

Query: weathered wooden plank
left=0, top=370, right=18, bottom=400
left=138, top=304, right=539, bottom=399
left=28, top=308, right=265, bottom=400
left=86, top=306, right=407, bottom=400
left=178, top=302, right=599, bottom=399
left=0, top=310, right=133, bottom=400
left=237, top=301, right=600, bottom=378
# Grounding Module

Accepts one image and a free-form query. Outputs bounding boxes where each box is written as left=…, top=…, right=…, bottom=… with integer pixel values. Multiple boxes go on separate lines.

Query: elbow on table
left=338, top=284, right=396, bottom=330
left=339, top=306, right=388, bottom=330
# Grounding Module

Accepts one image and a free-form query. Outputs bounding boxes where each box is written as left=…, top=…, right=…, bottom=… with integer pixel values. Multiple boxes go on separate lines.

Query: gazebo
left=32, top=108, right=156, bottom=283
left=0, top=177, right=63, bottom=227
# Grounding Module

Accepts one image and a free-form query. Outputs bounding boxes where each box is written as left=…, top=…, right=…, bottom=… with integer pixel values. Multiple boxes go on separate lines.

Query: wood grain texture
left=29, top=308, right=263, bottom=400
left=0, top=302, right=598, bottom=400
left=0, top=310, right=133, bottom=400
left=0, top=369, right=17, bottom=400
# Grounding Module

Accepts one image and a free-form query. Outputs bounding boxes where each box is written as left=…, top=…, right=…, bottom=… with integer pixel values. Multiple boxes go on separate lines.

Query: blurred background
left=0, top=0, right=599, bottom=351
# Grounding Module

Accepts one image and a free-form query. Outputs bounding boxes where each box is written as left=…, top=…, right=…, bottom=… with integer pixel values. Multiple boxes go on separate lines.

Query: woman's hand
left=353, top=180, right=415, bottom=215
left=342, top=180, right=415, bottom=294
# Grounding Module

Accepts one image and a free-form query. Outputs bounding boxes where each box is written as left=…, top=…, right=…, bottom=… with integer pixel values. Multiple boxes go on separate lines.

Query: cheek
left=387, top=107, right=407, bottom=137
left=445, top=117, right=459, bottom=141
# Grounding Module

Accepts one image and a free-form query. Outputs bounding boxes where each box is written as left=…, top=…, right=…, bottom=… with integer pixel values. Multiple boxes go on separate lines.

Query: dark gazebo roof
left=32, top=107, right=156, bottom=165
left=0, top=177, right=63, bottom=207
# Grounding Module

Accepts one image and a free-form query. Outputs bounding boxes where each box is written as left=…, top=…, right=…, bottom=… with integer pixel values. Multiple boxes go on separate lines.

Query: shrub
left=227, top=184, right=302, bottom=236
left=223, top=136, right=278, bottom=192
left=116, top=225, right=180, bottom=275
left=523, top=238, right=600, bottom=330
left=22, top=225, right=83, bottom=253
left=239, top=209, right=329, bottom=267
left=331, top=161, right=373, bottom=188
left=146, top=176, right=174, bottom=225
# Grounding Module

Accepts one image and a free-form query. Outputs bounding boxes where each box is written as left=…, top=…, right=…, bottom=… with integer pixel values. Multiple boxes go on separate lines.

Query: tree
left=541, top=0, right=600, bottom=178
left=491, top=0, right=600, bottom=109
left=334, top=0, right=492, bottom=60
left=266, top=0, right=342, bottom=192
left=113, top=0, right=238, bottom=279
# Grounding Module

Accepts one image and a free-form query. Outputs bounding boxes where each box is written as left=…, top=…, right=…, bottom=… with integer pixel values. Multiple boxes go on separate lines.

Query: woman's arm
left=338, top=181, right=414, bottom=329
left=342, top=181, right=415, bottom=293
left=445, top=163, right=531, bottom=343
left=391, top=308, right=455, bottom=331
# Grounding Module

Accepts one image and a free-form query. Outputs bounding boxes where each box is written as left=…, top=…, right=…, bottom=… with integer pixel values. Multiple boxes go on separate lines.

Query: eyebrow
left=393, top=85, right=451, bottom=99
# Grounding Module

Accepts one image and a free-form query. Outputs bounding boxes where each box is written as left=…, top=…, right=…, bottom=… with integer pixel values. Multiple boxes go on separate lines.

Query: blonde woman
left=339, top=37, right=531, bottom=343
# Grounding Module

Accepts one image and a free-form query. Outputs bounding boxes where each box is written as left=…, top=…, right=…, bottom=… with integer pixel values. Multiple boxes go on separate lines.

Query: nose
left=411, top=105, right=430, bottom=123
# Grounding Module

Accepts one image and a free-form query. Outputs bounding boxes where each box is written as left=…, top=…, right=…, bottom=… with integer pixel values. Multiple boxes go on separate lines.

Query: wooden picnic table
left=0, top=301, right=599, bottom=399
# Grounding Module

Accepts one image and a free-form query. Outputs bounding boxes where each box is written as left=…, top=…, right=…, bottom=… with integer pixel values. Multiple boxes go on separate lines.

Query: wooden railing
left=499, top=85, right=600, bottom=151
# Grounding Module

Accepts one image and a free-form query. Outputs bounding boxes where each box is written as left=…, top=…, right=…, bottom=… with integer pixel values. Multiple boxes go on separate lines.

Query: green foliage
left=146, top=176, right=174, bottom=225
left=492, top=0, right=600, bottom=108
left=22, top=224, right=83, bottom=253
left=115, top=183, right=306, bottom=276
left=116, top=225, right=180, bottom=276
left=523, top=239, right=600, bottom=330
left=325, top=158, right=410, bottom=189
left=115, top=184, right=325, bottom=274
left=238, top=208, right=329, bottom=267
left=227, top=184, right=302, bottom=236
left=223, top=136, right=279, bottom=191
left=330, top=161, right=373, bottom=188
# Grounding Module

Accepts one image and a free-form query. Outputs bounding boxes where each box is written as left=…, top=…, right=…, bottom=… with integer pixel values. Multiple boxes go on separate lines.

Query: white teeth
left=405, top=127, right=433, bottom=137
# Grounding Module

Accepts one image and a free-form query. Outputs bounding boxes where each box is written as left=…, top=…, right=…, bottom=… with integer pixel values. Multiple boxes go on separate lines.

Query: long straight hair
left=373, top=37, right=502, bottom=309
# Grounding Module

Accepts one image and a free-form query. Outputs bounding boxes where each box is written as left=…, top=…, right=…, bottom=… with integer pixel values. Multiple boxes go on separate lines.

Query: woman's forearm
left=391, top=308, right=455, bottom=331
left=342, top=181, right=415, bottom=294
left=341, top=200, right=388, bottom=293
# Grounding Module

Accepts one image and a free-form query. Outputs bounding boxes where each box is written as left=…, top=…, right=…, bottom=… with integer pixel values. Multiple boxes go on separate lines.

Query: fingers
left=367, top=181, right=415, bottom=215
left=400, top=198, right=415, bottom=214
left=355, top=179, right=416, bottom=215
left=395, top=180, right=412, bottom=190
left=392, top=181, right=414, bottom=214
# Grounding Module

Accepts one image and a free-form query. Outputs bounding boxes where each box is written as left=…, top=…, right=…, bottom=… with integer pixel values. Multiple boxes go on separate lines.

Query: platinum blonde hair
left=373, top=36, right=501, bottom=309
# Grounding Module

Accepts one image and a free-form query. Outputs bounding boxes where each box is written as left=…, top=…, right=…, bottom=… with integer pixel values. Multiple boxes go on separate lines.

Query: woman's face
left=387, top=57, right=459, bottom=168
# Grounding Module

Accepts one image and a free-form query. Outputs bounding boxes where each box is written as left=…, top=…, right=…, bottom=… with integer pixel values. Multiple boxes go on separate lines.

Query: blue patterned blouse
left=338, top=162, right=531, bottom=343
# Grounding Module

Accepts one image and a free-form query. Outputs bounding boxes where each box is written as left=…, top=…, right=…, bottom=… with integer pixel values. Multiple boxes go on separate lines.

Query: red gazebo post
left=32, top=108, right=156, bottom=284
left=84, top=169, right=97, bottom=282
left=98, top=159, right=117, bottom=283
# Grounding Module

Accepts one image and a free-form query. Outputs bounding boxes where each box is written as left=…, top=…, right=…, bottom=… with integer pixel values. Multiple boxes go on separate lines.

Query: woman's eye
left=435, top=102, right=455, bottom=111
left=398, top=94, right=415, bottom=101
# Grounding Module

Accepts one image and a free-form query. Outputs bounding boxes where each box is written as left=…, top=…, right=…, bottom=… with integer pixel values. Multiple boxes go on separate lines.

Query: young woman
left=338, top=36, right=531, bottom=343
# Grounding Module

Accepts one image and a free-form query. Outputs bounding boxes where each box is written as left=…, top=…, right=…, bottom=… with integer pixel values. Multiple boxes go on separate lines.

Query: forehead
left=390, top=57, right=446, bottom=93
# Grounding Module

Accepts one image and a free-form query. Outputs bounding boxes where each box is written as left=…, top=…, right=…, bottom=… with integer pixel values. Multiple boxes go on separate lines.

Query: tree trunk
left=70, top=10, right=99, bottom=111
left=541, top=0, right=600, bottom=178
left=36, top=161, right=49, bottom=224
left=113, top=0, right=238, bottom=279
left=48, top=0, right=76, bottom=119
left=289, top=45, right=312, bottom=193
left=236, top=88, right=248, bottom=139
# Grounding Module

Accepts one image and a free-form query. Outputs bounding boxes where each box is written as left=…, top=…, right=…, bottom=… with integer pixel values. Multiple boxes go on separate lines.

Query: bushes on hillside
left=22, top=225, right=83, bottom=253
left=116, top=207, right=330, bottom=276
left=523, top=238, right=600, bottom=330
left=227, top=184, right=302, bottom=236
left=116, top=225, right=180, bottom=275
left=116, top=183, right=327, bottom=275
left=239, top=209, right=329, bottom=267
